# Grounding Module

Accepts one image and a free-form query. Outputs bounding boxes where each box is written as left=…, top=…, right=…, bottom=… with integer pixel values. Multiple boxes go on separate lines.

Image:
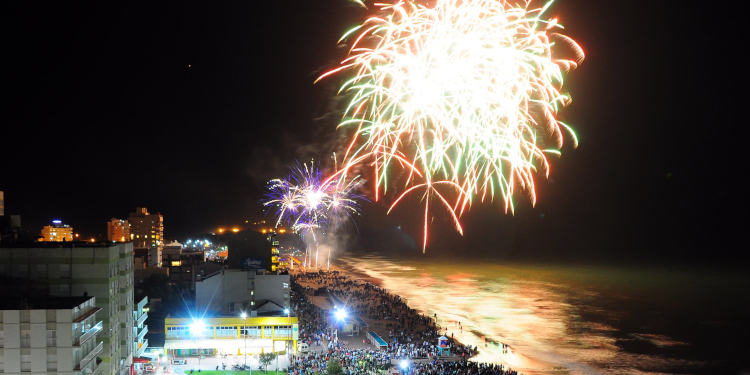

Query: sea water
left=338, top=254, right=749, bottom=374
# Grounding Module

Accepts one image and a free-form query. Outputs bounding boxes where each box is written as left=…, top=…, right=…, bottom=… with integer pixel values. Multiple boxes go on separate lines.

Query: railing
left=137, top=324, right=148, bottom=340
left=136, top=296, right=148, bottom=311
left=136, top=311, right=148, bottom=327
left=135, top=338, right=148, bottom=357
left=77, top=321, right=103, bottom=346
left=78, top=341, right=103, bottom=370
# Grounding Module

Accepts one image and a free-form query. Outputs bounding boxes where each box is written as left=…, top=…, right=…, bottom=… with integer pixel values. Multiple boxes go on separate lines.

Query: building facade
left=0, top=190, right=4, bottom=216
left=128, top=208, right=163, bottom=267
left=106, top=219, right=130, bottom=243
left=164, top=315, right=298, bottom=357
left=0, top=242, right=135, bottom=375
left=0, top=296, right=103, bottom=375
left=195, top=269, right=290, bottom=316
left=41, top=220, right=74, bottom=242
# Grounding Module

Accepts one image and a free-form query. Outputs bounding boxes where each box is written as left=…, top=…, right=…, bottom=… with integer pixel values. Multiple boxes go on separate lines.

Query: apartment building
left=0, top=242, right=134, bottom=375
left=0, top=295, right=103, bottom=374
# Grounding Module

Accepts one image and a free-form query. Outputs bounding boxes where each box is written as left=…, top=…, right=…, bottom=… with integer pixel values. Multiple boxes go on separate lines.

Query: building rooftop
left=0, top=241, right=128, bottom=248
left=0, top=294, right=92, bottom=310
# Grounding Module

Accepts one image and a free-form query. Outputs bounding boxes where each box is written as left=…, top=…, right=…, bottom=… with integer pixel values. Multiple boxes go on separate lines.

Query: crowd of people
left=289, top=270, right=522, bottom=375
left=411, top=361, right=522, bottom=375
left=289, top=347, right=392, bottom=375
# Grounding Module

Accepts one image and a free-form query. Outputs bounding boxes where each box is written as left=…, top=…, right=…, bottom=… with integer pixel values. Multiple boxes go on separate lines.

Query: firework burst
left=263, top=161, right=365, bottom=267
left=319, top=0, right=584, bottom=249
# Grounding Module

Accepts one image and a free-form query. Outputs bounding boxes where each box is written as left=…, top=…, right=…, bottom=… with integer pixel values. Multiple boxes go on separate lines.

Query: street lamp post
left=282, top=308, right=291, bottom=374
left=189, top=320, right=205, bottom=370
left=241, top=312, right=248, bottom=367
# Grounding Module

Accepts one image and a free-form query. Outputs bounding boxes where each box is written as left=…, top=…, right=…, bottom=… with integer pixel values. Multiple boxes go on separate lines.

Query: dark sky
left=1, top=1, right=745, bottom=262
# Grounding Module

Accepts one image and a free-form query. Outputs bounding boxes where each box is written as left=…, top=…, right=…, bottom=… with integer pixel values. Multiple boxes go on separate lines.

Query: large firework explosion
left=319, top=0, right=584, bottom=249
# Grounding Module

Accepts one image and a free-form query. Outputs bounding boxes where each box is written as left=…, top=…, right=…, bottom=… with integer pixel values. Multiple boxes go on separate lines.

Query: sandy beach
left=293, top=265, right=563, bottom=375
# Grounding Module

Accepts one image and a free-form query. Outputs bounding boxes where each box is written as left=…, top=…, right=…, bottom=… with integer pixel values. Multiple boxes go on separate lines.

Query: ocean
left=337, top=254, right=749, bottom=375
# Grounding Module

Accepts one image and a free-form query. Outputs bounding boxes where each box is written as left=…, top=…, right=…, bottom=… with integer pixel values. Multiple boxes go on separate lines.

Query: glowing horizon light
left=319, top=0, right=584, bottom=250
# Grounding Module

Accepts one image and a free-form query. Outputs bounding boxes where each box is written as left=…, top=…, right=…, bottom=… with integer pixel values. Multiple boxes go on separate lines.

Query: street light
left=399, top=359, right=410, bottom=373
left=284, top=308, right=291, bottom=371
left=333, top=307, right=348, bottom=322
left=189, top=319, right=205, bottom=369
left=241, top=312, right=248, bottom=367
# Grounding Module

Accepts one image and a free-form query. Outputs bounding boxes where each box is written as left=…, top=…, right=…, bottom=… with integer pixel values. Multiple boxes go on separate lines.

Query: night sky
left=2, top=1, right=744, bottom=262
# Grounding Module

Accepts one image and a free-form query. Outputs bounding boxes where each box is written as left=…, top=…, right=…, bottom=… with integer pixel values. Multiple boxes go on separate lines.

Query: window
left=275, top=325, right=292, bottom=338
left=241, top=326, right=261, bottom=338
left=216, top=326, right=236, bottom=337
left=166, top=326, right=189, bottom=338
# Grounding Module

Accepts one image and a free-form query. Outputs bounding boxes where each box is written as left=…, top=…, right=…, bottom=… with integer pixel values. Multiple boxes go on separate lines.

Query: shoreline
left=296, top=264, right=563, bottom=375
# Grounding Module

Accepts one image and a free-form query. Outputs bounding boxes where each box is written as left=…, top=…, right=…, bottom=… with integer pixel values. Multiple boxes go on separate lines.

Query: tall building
left=107, top=218, right=130, bottom=243
left=40, top=220, right=74, bottom=242
left=270, top=233, right=280, bottom=272
left=128, top=207, right=163, bottom=267
left=0, top=242, right=135, bottom=375
left=0, top=294, right=103, bottom=374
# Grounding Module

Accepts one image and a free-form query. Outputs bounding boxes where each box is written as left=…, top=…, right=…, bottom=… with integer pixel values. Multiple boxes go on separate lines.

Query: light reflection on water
left=338, top=255, right=740, bottom=375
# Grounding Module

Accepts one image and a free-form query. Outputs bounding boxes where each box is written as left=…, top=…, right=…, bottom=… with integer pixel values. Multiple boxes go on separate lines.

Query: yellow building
left=164, top=315, right=298, bottom=358
left=107, top=218, right=130, bottom=242
left=40, top=220, right=74, bottom=242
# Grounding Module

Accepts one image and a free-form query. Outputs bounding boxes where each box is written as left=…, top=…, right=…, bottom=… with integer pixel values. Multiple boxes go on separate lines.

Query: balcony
left=136, top=310, right=147, bottom=327
left=77, top=321, right=103, bottom=346
left=137, top=324, right=148, bottom=340
left=134, top=338, right=148, bottom=357
left=77, top=341, right=103, bottom=371
left=136, top=296, right=148, bottom=311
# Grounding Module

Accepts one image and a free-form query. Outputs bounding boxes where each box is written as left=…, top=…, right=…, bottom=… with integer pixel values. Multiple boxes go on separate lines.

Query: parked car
left=171, top=359, right=188, bottom=365
left=299, top=342, right=309, bottom=353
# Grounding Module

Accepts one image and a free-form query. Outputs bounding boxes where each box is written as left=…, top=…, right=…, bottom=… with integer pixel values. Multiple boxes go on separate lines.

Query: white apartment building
left=0, top=242, right=134, bottom=375
left=195, top=269, right=290, bottom=316
left=0, top=295, right=103, bottom=375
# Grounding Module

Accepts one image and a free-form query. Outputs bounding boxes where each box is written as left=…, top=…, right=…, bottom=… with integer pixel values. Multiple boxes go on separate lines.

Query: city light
left=241, top=312, right=247, bottom=319
left=52, top=219, right=62, bottom=225
left=334, top=307, right=348, bottom=322
left=231, top=227, right=240, bottom=233
left=217, top=228, right=225, bottom=234
left=189, top=319, right=205, bottom=337
left=284, top=308, right=290, bottom=316
left=399, top=359, right=410, bottom=370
